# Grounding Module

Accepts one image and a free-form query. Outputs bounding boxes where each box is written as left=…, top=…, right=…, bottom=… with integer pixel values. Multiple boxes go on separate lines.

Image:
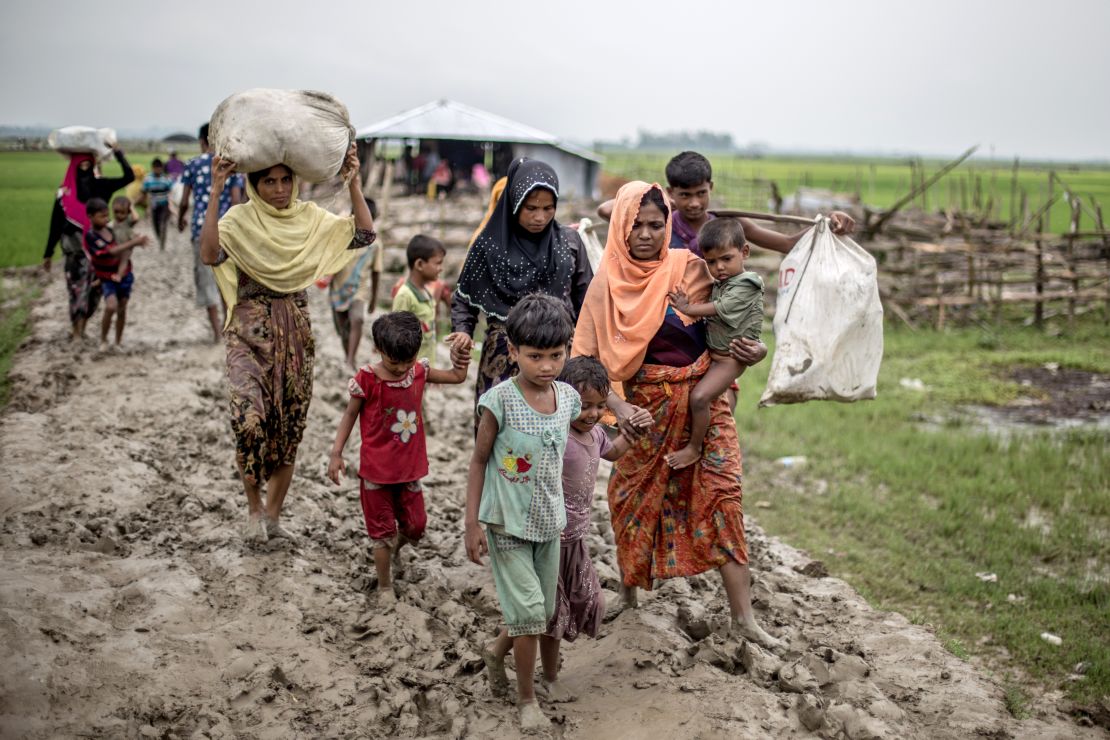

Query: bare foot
left=242, top=514, right=268, bottom=544
left=730, top=617, right=783, bottom=650
left=265, top=518, right=294, bottom=540
left=392, top=534, right=410, bottom=578
left=481, top=645, right=511, bottom=699
left=665, top=445, right=701, bottom=470
left=538, top=677, right=578, bottom=703
left=377, top=588, right=396, bottom=606
left=620, top=584, right=639, bottom=609
left=518, top=701, right=550, bottom=734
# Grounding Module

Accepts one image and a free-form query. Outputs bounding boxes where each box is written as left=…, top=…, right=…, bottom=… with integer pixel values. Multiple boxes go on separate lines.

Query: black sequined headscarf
left=455, top=158, right=576, bottom=321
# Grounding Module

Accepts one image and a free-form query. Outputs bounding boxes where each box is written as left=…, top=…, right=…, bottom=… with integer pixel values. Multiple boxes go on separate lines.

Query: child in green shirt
left=391, top=235, right=445, bottom=367
left=464, top=294, right=580, bottom=734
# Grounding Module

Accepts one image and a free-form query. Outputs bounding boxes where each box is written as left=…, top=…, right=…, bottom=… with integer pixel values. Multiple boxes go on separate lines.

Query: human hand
left=668, top=288, right=691, bottom=314
left=464, top=522, right=487, bottom=565
left=113, top=272, right=124, bottom=282
left=445, top=332, right=473, bottom=366
left=211, top=156, right=237, bottom=191
left=729, top=337, right=768, bottom=366
left=340, top=144, right=359, bottom=181
left=828, top=211, right=856, bottom=235
left=177, top=212, right=187, bottom=232
left=138, top=234, right=151, bottom=248
left=327, top=453, right=345, bottom=485
left=612, top=399, right=652, bottom=438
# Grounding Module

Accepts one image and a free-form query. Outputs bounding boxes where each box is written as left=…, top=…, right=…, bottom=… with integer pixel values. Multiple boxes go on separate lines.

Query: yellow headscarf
left=214, top=176, right=359, bottom=326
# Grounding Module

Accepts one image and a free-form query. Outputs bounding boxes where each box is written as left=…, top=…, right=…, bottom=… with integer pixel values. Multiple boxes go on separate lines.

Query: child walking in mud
left=84, top=197, right=149, bottom=351
left=463, top=294, right=581, bottom=733
left=666, top=218, right=764, bottom=469
left=328, top=311, right=470, bottom=602
left=481, top=356, right=632, bottom=706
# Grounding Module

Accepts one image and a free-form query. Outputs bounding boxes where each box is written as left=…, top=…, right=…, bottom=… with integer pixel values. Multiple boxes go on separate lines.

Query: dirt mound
left=1, top=212, right=1101, bottom=739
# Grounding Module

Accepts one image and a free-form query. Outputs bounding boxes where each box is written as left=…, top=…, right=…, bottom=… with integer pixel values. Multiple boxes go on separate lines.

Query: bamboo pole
left=867, top=146, right=978, bottom=236
left=1009, top=157, right=1019, bottom=233
left=709, top=209, right=817, bottom=226
left=1034, top=215, right=1045, bottom=328
left=1066, top=197, right=1080, bottom=326
left=1097, top=204, right=1110, bottom=320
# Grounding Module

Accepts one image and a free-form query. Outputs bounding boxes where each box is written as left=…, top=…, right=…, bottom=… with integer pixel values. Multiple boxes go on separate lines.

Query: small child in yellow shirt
left=391, top=235, right=446, bottom=367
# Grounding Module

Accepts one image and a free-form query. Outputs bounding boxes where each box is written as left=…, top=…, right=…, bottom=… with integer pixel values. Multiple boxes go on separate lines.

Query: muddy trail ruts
left=0, top=211, right=1100, bottom=739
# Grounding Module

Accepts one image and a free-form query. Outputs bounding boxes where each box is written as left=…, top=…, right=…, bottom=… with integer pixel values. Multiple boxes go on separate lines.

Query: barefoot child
left=391, top=235, right=446, bottom=367
left=481, top=355, right=633, bottom=704
left=84, top=198, right=148, bottom=350
left=666, top=219, right=763, bottom=469
left=328, top=311, right=470, bottom=601
left=464, top=294, right=581, bottom=733
left=109, top=196, right=139, bottom=281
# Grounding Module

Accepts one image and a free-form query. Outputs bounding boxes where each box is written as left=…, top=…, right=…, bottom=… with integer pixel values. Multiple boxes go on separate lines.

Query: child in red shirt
left=328, top=311, right=470, bottom=602
left=84, top=197, right=148, bottom=351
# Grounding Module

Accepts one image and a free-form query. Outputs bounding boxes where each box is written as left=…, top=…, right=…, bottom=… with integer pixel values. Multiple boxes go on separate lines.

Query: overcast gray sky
left=3, top=0, right=1108, bottom=160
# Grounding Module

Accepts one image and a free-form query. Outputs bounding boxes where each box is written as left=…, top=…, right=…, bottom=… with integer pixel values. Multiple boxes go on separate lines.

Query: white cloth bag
left=48, top=126, right=117, bottom=159
left=760, top=216, right=883, bottom=406
left=209, top=89, right=354, bottom=183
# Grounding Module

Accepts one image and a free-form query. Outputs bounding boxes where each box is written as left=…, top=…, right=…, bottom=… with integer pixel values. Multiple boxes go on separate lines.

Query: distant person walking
left=43, top=148, right=136, bottom=341
left=178, top=123, right=244, bottom=342
left=164, top=150, right=185, bottom=180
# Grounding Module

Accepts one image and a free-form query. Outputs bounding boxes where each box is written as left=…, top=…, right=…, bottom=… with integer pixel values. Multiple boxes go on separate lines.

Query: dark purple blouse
left=643, top=307, right=706, bottom=367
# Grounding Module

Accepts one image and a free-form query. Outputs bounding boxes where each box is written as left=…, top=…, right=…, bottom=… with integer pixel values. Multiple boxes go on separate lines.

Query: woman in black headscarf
left=448, top=158, right=593, bottom=414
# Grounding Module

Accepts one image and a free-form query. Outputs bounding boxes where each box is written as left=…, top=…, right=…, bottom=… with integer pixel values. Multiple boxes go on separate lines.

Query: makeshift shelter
left=356, top=99, right=601, bottom=199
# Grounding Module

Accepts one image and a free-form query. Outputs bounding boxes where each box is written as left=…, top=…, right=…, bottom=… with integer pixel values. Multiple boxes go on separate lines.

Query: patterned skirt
left=608, top=353, right=748, bottom=590
left=225, top=285, right=314, bottom=485
left=64, top=239, right=99, bottom=324
left=472, top=319, right=517, bottom=429
left=545, top=536, right=604, bottom=642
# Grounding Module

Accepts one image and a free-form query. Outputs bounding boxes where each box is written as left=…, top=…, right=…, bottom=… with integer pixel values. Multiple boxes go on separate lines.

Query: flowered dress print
left=349, top=359, right=430, bottom=485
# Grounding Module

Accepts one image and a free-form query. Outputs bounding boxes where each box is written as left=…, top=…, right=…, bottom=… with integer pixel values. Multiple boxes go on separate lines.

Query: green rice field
left=601, top=150, right=1110, bottom=235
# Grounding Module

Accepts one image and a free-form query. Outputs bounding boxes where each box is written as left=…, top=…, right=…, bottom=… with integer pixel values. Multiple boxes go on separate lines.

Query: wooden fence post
left=1097, top=204, right=1110, bottom=320
left=1034, top=215, right=1045, bottom=328
left=1066, top=197, right=1080, bottom=327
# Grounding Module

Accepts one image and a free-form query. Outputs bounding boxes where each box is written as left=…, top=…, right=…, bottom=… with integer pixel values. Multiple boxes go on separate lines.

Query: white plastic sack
left=48, top=126, right=117, bottom=159
left=576, top=217, right=605, bottom=272
left=760, top=216, right=883, bottom=407
left=209, top=88, right=354, bottom=183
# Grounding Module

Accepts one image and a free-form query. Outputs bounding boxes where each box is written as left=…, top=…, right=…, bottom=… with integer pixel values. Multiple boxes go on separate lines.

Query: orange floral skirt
left=608, top=354, right=747, bottom=589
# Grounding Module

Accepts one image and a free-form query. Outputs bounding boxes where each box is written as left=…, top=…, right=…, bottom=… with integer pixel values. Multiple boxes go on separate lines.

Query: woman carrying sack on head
left=447, top=159, right=593, bottom=424
left=43, top=148, right=136, bottom=341
left=200, top=144, right=376, bottom=542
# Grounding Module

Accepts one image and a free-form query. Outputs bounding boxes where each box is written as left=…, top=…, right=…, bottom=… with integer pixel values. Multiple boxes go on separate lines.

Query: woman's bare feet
left=242, top=514, right=268, bottom=543
left=730, top=616, right=783, bottom=650
left=665, top=444, right=701, bottom=470
left=538, top=677, right=578, bottom=703
left=619, top=583, right=639, bottom=609
left=481, top=645, right=511, bottom=699
left=265, top=518, right=293, bottom=540
left=518, top=701, right=550, bottom=733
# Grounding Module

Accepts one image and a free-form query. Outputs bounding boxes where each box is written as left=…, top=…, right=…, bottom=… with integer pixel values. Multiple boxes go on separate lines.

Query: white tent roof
left=356, top=99, right=601, bottom=163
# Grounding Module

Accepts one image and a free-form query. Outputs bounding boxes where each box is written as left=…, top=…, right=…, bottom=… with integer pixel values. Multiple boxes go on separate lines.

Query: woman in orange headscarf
left=573, top=180, right=779, bottom=647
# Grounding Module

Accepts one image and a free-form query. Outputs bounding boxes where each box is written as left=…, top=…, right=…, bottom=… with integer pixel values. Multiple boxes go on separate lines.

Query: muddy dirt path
left=0, top=218, right=1099, bottom=739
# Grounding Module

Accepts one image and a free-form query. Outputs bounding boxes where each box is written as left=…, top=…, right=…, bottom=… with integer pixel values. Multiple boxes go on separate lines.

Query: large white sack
left=760, top=216, right=883, bottom=407
left=209, top=89, right=354, bottom=183
left=48, top=126, right=117, bottom=159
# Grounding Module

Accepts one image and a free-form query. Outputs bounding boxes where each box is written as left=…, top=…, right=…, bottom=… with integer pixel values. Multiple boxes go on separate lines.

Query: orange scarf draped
left=573, top=181, right=712, bottom=382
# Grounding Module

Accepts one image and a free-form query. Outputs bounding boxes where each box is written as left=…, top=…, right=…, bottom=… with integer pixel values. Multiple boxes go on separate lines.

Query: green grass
left=736, top=316, right=1110, bottom=705
left=602, top=151, right=1110, bottom=234
left=0, top=278, right=38, bottom=407
left=0, top=151, right=196, bottom=269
